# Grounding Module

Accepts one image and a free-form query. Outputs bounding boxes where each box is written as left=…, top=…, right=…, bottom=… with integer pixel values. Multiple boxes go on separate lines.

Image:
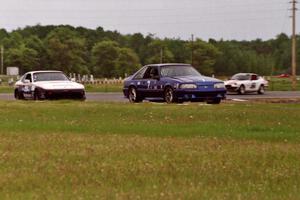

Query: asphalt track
left=0, top=91, right=299, bottom=102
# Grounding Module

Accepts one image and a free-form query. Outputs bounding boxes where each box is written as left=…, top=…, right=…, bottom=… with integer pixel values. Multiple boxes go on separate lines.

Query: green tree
left=91, top=40, right=120, bottom=77
left=24, top=35, right=47, bottom=70
left=5, top=44, right=39, bottom=73
left=145, top=40, right=174, bottom=64
left=45, top=27, right=88, bottom=74
left=187, top=39, right=220, bottom=75
left=116, top=48, right=141, bottom=77
left=1, top=32, right=23, bottom=49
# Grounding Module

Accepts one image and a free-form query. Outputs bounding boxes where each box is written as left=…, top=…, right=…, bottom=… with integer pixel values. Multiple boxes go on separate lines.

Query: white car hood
left=224, top=80, right=240, bottom=85
left=33, top=81, right=84, bottom=90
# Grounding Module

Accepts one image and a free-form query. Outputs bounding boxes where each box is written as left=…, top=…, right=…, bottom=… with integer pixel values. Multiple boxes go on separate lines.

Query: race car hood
left=33, top=81, right=85, bottom=90
left=224, top=80, right=239, bottom=85
left=169, top=76, right=222, bottom=84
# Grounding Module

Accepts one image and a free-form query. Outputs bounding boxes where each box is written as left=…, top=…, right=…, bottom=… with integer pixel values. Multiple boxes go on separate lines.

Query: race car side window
left=24, top=73, right=32, bottom=82
left=134, top=67, right=148, bottom=79
left=251, top=75, right=258, bottom=80
left=143, top=66, right=158, bottom=79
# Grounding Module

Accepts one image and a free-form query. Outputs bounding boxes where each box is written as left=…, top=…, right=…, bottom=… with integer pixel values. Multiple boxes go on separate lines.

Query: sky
left=0, top=0, right=296, bottom=41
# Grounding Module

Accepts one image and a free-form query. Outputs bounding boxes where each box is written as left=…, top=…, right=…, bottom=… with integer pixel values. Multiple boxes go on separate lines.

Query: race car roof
left=145, top=63, right=191, bottom=67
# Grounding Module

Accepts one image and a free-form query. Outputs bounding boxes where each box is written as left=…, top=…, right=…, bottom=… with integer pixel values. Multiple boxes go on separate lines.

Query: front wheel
left=164, top=87, right=175, bottom=104
left=128, top=87, right=142, bottom=103
left=238, top=85, right=246, bottom=95
left=257, top=85, right=265, bottom=94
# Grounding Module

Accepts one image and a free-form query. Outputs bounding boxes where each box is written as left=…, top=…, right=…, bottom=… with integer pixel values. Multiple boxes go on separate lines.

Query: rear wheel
left=238, top=85, right=246, bottom=95
left=257, top=85, right=265, bottom=94
left=128, top=87, right=142, bottom=103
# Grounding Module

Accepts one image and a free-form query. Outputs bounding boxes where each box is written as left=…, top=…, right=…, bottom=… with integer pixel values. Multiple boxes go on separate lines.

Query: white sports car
left=224, top=73, right=268, bottom=94
left=14, top=70, right=86, bottom=100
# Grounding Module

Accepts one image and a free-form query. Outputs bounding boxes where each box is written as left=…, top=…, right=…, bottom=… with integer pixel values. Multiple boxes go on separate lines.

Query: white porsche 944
left=224, top=73, right=268, bottom=94
left=14, top=71, right=86, bottom=100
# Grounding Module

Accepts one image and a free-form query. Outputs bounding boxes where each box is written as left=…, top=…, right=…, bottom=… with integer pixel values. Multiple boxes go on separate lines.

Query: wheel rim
left=165, top=88, right=173, bottom=103
left=240, top=86, right=245, bottom=94
left=260, top=86, right=265, bottom=93
left=129, top=88, right=137, bottom=102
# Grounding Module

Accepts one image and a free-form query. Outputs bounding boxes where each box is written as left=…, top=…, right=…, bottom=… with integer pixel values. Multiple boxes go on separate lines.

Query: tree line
left=0, top=25, right=298, bottom=78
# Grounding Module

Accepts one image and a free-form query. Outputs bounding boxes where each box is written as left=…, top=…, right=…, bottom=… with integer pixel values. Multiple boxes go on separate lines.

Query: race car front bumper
left=225, top=85, right=239, bottom=92
left=175, top=89, right=226, bottom=101
left=39, top=89, right=86, bottom=99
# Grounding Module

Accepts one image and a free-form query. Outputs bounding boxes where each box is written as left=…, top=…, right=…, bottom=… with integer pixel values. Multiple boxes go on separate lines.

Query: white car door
left=22, top=73, right=33, bottom=98
left=249, top=74, right=260, bottom=91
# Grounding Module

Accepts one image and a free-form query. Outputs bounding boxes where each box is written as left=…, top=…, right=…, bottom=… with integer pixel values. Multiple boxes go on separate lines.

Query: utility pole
left=291, top=0, right=297, bottom=90
left=191, top=34, right=194, bottom=66
left=0, top=46, right=3, bottom=75
left=160, top=47, right=163, bottom=63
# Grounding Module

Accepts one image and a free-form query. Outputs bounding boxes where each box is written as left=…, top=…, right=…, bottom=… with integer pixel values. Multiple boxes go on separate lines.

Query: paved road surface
left=0, top=91, right=299, bottom=102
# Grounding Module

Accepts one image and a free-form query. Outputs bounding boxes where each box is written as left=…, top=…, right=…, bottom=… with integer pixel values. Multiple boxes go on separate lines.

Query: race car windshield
left=161, top=66, right=201, bottom=77
left=230, top=74, right=250, bottom=80
left=33, top=72, right=69, bottom=82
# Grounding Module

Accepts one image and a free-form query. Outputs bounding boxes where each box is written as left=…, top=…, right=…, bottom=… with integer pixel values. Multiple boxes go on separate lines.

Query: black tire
left=238, top=85, right=246, bottom=95
left=257, top=85, right=265, bottom=94
left=33, top=90, right=41, bottom=100
left=128, top=87, right=142, bottom=103
left=14, top=89, right=24, bottom=100
left=164, top=87, right=175, bottom=104
left=207, top=98, right=221, bottom=104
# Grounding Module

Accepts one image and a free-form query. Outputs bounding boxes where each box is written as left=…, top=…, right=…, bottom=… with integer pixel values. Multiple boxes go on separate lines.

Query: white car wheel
left=258, top=85, right=265, bottom=94
left=238, top=85, right=246, bottom=95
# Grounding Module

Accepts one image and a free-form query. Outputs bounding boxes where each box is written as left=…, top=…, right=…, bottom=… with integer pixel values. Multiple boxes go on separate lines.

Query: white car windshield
left=230, top=74, right=250, bottom=80
left=161, top=65, right=201, bottom=77
left=33, top=72, right=69, bottom=82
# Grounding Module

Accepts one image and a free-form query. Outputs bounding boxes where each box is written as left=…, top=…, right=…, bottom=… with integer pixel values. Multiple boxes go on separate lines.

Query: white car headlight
left=214, top=83, right=225, bottom=89
left=180, top=84, right=197, bottom=89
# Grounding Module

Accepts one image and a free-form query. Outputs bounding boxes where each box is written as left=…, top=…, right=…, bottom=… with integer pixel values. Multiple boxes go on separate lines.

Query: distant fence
left=79, top=78, right=124, bottom=85
left=69, top=74, right=124, bottom=84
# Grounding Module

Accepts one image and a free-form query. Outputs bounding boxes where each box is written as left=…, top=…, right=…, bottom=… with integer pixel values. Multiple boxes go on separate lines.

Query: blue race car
left=123, top=63, right=226, bottom=104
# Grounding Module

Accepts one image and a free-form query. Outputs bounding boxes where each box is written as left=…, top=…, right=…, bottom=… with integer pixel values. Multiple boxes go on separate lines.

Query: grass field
left=268, top=77, right=300, bottom=91
left=0, top=101, right=299, bottom=199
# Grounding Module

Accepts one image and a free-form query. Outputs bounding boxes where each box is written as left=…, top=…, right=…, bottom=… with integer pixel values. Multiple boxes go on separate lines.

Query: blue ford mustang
left=123, top=63, right=226, bottom=104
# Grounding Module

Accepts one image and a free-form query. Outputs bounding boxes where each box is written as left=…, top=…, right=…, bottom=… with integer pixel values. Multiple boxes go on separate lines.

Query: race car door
left=248, top=74, right=260, bottom=91
left=22, top=73, right=33, bottom=98
left=140, top=66, right=162, bottom=97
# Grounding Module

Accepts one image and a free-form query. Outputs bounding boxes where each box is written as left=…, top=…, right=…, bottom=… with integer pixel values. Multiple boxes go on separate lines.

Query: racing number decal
left=147, top=80, right=151, bottom=89
left=250, top=83, right=256, bottom=89
left=147, top=80, right=157, bottom=89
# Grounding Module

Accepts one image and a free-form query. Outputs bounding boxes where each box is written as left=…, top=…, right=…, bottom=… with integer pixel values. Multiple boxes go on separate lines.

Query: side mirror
left=24, top=79, right=30, bottom=84
left=70, top=78, right=76, bottom=82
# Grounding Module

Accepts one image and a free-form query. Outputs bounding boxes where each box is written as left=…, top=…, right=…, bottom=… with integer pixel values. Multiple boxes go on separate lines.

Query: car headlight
left=214, top=83, right=225, bottom=89
left=180, top=84, right=197, bottom=89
